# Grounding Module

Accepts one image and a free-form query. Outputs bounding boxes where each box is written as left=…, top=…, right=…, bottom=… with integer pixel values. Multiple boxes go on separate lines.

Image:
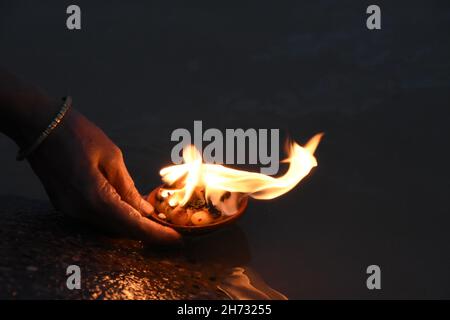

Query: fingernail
left=140, top=199, right=154, bottom=216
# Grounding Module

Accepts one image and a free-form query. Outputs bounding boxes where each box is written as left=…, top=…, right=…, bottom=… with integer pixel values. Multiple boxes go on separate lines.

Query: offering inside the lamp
left=148, top=133, right=323, bottom=230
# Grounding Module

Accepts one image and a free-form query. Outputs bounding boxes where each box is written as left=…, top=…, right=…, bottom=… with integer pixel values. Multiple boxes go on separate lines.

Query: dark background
left=1, top=0, right=450, bottom=299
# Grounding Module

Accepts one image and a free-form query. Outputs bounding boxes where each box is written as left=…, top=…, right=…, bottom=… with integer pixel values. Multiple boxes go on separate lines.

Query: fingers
left=91, top=172, right=182, bottom=246
left=101, top=154, right=154, bottom=216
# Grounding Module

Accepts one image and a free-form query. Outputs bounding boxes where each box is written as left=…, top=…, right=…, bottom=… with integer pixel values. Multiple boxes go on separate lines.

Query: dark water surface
left=1, top=1, right=450, bottom=299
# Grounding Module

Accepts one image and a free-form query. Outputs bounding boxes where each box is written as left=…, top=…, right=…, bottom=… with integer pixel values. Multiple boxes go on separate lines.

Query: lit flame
left=159, top=133, right=323, bottom=216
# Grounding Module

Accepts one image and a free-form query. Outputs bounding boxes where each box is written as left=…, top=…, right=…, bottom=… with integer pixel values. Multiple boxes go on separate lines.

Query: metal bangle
left=16, top=96, right=72, bottom=161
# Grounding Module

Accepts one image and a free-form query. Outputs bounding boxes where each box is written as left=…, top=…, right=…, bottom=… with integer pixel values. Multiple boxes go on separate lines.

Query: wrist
left=0, top=70, right=62, bottom=148
left=16, top=97, right=72, bottom=161
left=3, top=92, right=62, bottom=148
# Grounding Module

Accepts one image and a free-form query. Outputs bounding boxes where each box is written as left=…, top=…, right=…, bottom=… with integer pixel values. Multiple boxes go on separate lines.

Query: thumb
left=105, top=160, right=154, bottom=216
left=93, top=172, right=182, bottom=246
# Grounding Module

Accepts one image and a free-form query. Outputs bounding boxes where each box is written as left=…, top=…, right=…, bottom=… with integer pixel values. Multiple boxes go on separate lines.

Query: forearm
left=0, top=68, right=60, bottom=147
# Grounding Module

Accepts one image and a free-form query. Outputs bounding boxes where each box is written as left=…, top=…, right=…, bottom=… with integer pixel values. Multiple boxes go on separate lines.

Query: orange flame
left=159, top=133, right=323, bottom=216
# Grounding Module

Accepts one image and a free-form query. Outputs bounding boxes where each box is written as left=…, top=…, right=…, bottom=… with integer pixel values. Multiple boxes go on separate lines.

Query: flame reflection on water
left=218, top=267, right=288, bottom=300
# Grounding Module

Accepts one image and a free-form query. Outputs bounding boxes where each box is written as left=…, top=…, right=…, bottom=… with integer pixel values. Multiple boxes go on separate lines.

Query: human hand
left=26, top=107, right=181, bottom=246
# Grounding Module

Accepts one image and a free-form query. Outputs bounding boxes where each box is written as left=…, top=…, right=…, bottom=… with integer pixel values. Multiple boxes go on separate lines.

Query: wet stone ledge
left=0, top=196, right=228, bottom=300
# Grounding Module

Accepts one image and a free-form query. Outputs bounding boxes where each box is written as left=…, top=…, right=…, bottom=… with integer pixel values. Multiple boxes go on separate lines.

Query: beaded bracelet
left=16, top=96, right=72, bottom=161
